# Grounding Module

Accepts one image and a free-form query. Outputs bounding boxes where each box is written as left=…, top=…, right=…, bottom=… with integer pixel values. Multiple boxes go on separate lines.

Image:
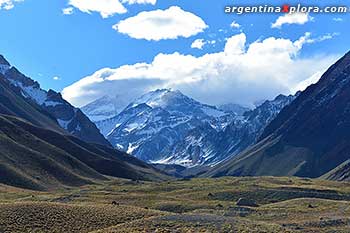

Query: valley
left=1, top=177, right=350, bottom=232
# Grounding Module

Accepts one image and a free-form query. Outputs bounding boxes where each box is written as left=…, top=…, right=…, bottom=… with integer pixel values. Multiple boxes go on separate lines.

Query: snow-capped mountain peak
left=127, top=89, right=226, bottom=119
left=90, top=89, right=232, bottom=162
left=131, top=89, right=173, bottom=108
left=81, top=95, right=124, bottom=122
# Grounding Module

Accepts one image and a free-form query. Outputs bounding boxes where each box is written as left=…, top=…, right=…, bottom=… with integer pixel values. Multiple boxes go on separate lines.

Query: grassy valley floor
left=1, top=177, right=350, bottom=232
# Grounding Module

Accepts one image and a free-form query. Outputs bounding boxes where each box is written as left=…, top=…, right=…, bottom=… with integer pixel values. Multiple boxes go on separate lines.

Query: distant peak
left=0, top=55, right=10, bottom=66
left=274, top=94, right=288, bottom=101
left=130, top=88, right=190, bottom=110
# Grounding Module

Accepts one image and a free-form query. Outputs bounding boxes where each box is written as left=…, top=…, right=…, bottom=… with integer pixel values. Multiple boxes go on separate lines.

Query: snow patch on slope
left=8, top=79, right=48, bottom=105
left=201, top=106, right=226, bottom=117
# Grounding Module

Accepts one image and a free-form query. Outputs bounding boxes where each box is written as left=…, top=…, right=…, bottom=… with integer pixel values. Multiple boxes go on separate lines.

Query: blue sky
left=0, top=0, right=349, bottom=107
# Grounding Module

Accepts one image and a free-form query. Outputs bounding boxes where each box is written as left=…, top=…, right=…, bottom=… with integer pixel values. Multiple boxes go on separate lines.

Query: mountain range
left=83, top=88, right=295, bottom=167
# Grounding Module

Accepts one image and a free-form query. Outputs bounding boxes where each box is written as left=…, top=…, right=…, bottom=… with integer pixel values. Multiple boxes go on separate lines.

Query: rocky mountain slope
left=206, top=51, right=350, bottom=178
left=0, top=55, right=110, bottom=146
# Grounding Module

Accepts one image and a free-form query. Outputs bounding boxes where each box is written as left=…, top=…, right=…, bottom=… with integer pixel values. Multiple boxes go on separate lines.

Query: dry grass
left=0, top=202, right=162, bottom=233
left=1, top=177, right=350, bottom=232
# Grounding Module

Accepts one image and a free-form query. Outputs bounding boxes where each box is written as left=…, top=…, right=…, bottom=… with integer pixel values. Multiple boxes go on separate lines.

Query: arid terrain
left=1, top=177, right=350, bottom=232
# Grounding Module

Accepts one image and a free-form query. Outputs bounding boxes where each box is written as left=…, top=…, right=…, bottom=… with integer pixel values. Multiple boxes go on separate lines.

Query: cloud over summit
left=62, top=32, right=338, bottom=109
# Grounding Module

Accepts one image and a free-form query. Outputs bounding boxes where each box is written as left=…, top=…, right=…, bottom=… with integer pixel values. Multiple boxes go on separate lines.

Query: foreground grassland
left=1, top=177, right=350, bottom=232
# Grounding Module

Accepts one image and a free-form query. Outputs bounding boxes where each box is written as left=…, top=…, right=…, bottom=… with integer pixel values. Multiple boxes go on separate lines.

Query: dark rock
left=111, top=201, right=119, bottom=205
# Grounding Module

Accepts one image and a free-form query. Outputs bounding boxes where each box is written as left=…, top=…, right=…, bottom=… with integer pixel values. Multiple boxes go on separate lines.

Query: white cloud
left=66, top=0, right=158, bottom=18
left=53, top=76, right=61, bottom=81
left=68, top=0, right=127, bottom=18
left=62, top=7, right=74, bottom=15
left=271, top=13, right=314, bottom=28
left=113, top=6, right=208, bottom=41
left=191, top=39, right=206, bottom=50
left=308, top=32, right=339, bottom=43
left=224, top=33, right=246, bottom=55
left=333, top=17, right=343, bottom=22
left=230, top=21, right=240, bottom=29
left=191, top=39, right=217, bottom=49
left=122, top=0, right=156, bottom=5
left=63, top=33, right=338, bottom=109
left=292, top=71, right=322, bottom=93
left=0, top=0, right=23, bottom=10
left=293, top=32, right=338, bottom=49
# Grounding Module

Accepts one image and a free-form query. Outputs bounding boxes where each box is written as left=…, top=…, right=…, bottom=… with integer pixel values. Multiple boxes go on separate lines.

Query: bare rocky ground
left=1, top=177, right=350, bottom=232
